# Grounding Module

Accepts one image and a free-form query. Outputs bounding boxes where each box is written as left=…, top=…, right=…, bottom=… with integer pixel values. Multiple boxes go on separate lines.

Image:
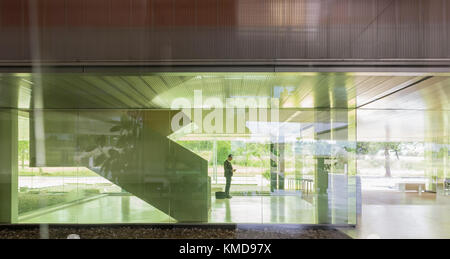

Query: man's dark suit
left=224, top=159, right=233, bottom=196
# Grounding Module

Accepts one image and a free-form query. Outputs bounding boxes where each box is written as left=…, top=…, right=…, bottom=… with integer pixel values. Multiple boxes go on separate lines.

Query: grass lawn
left=19, top=167, right=97, bottom=177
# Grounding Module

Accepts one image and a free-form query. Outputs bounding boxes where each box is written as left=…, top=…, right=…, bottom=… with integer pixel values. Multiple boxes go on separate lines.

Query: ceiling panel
left=362, top=76, right=450, bottom=110
left=358, top=109, right=449, bottom=142
left=0, top=72, right=448, bottom=112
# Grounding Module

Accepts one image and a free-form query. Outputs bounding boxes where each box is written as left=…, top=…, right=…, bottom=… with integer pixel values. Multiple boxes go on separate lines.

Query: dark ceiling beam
left=2, top=62, right=450, bottom=74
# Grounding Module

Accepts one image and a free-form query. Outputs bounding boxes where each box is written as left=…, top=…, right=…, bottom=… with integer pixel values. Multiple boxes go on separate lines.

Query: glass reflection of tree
left=84, top=112, right=143, bottom=183
left=355, top=142, right=402, bottom=178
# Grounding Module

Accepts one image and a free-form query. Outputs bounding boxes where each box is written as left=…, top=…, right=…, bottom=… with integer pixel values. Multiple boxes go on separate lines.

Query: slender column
left=213, top=140, right=218, bottom=184
left=270, top=142, right=277, bottom=192
left=0, top=109, right=18, bottom=223
left=315, top=111, right=331, bottom=224
left=278, top=137, right=285, bottom=190
left=330, top=109, right=350, bottom=224
left=316, top=157, right=329, bottom=224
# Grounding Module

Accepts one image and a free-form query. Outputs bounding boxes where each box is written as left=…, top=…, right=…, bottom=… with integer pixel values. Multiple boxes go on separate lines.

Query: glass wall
left=7, top=71, right=447, bottom=226
left=12, top=107, right=357, bottom=225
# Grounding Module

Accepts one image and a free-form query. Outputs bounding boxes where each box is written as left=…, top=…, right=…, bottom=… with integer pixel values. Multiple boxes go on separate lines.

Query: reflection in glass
left=13, top=106, right=359, bottom=225
left=4, top=72, right=446, bottom=226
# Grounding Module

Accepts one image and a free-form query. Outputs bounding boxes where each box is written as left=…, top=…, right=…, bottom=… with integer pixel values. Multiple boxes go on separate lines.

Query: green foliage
left=177, top=140, right=273, bottom=172
left=19, top=187, right=103, bottom=214
left=81, top=112, right=143, bottom=179
left=82, top=188, right=100, bottom=195
left=19, top=168, right=96, bottom=177
left=262, top=170, right=271, bottom=181
left=356, top=141, right=423, bottom=177
left=176, top=140, right=271, bottom=175
left=18, top=140, right=29, bottom=168
left=19, top=192, right=69, bottom=214
left=216, top=141, right=231, bottom=162
left=234, top=142, right=268, bottom=165
left=356, top=142, right=403, bottom=158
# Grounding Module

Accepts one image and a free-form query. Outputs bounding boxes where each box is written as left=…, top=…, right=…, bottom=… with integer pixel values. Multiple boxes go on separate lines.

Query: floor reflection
left=18, top=189, right=450, bottom=237
left=20, top=194, right=317, bottom=224
left=20, top=195, right=174, bottom=224
left=339, top=191, right=450, bottom=239
left=209, top=195, right=315, bottom=224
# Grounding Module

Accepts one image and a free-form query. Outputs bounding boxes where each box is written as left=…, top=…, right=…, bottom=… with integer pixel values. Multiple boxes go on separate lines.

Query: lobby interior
left=0, top=72, right=448, bottom=238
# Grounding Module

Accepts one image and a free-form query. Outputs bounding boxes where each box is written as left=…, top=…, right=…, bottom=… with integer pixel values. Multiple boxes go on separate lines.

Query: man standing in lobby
left=224, top=154, right=236, bottom=199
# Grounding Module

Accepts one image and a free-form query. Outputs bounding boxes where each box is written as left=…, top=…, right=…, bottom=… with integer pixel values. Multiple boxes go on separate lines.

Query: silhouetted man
left=224, top=154, right=236, bottom=199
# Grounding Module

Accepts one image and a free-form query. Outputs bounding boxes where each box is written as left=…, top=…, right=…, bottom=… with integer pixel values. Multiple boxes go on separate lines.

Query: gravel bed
left=0, top=226, right=351, bottom=239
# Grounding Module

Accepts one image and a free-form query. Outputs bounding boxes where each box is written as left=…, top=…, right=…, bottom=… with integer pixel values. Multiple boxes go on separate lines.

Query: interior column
left=0, top=109, right=18, bottom=223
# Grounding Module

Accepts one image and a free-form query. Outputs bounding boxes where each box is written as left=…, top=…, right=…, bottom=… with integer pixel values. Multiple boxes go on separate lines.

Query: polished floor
left=21, top=194, right=316, bottom=224
left=20, top=196, right=175, bottom=224
left=339, top=191, right=450, bottom=239
left=19, top=190, right=450, bottom=239
left=209, top=196, right=315, bottom=224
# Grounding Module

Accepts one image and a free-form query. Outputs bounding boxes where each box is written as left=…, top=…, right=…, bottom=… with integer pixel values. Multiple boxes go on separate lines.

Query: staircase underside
left=30, top=110, right=209, bottom=223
